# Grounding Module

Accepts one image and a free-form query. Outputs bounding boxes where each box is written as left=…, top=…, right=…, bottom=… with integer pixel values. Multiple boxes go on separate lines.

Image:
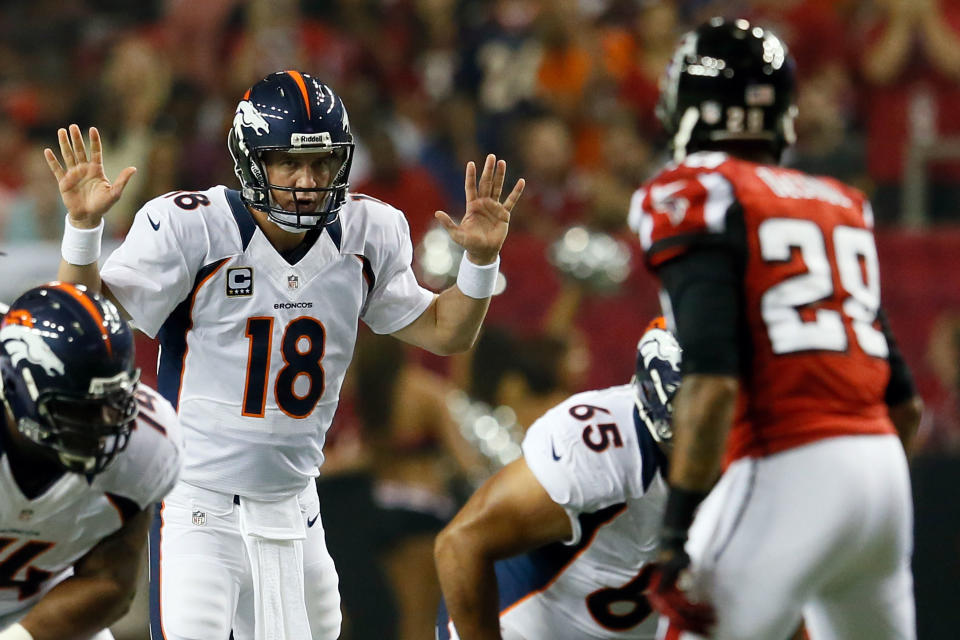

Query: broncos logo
left=0, top=325, right=66, bottom=376
left=233, top=101, right=271, bottom=152
left=638, top=328, right=682, bottom=372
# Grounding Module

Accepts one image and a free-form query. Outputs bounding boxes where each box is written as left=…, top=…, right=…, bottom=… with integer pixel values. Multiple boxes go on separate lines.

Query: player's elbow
left=434, top=522, right=462, bottom=569
left=425, top=330, right=480, bottom=356
left=434, top=519, right=481, bottom=575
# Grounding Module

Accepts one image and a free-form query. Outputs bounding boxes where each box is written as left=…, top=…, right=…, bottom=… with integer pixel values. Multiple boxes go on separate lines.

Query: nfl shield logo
left=18, top=509, right=32, bottom=521
left=288, top=275, right=299, bottom=290
left=192, top=510, right=206, bottom=526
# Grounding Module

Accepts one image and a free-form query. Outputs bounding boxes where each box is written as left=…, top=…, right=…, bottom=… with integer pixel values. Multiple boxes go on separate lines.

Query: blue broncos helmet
left=0, top=284, right=139, bottom=475
left=633, top=318, right=683, bottom=445
left=228, top=70, right=355, bottom=231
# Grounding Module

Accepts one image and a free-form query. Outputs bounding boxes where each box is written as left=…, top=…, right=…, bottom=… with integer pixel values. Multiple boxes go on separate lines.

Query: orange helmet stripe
left=51, top=282, right=112, bottom=357
left=2, top=309, right=34, bottom=328
left=285, top=70, right=311, bottom=120
left=645, top=316, right=668, bottom=332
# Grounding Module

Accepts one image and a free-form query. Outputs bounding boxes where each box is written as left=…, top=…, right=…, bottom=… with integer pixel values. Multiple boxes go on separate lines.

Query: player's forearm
left=432, top=286, right=491, bottom=354
left=435, top=530, right=503, bottom=640
left=396, top=288, right=491, bottom=356
left=668, top=374, right=739, bottom=492
left=18, top=576, right=134, bottom=640
left=57, top=259, right=102, bottom=294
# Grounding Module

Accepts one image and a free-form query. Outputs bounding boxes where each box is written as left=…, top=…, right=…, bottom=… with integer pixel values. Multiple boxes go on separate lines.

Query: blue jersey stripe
left=226, top=189, right=257, bottom=250
left=156, top=258, right=229, bottom=410
left=148, top=502, right=166, bottom=639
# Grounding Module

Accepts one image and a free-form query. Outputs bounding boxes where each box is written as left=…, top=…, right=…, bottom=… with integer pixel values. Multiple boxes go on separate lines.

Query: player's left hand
left=646, top=545, right=716, bottom=635
left=436, top=154, right=524, bottom=265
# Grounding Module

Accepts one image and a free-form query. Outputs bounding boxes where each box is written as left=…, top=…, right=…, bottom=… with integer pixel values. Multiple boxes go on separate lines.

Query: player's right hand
left=43, top=124, right=136, bottom=229
left=646, top=547, right=716, bottom=635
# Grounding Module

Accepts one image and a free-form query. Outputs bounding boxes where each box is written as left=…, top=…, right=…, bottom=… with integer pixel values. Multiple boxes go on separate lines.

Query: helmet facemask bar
left=633, top=328, right=683, bottom=446
left=633, top=371, right=679, bottom=444
left=243, top=142, right=355, bottom=232
left=22, top=370, right=139, bottom=475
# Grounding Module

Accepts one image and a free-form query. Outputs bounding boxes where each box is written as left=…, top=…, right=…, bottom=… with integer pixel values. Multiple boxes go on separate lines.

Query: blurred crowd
left=4, top=0, right=960, bottom=240
left=3, top=2, right=960, bottom=638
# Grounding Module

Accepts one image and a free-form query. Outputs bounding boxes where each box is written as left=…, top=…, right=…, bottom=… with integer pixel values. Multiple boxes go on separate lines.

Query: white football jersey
left=439, top=385, right=667, bottom=640
left=101, top=187, right=434, bottom=499
left=0, top=384, right=181, bottom=619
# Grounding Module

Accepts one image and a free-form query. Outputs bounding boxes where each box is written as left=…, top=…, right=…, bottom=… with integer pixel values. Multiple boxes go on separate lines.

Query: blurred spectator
left=353, top=126, right=452, bottom=245
left=919, top=312, right=960, bottom=452
left=786, top=63, right=866, bottom=187
left=512, top=114, right=589, bottom=239
left=0, top=144, right=66, bottom=242
left=96, top=32, right=173, bottom=236
left=456, top=0, right=544, bottom=155
left=617, top=1, right=682, bottom=137
left=858, top=0, right=960, bottom=224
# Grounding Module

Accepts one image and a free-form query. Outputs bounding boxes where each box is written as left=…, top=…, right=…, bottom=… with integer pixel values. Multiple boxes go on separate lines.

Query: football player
left=630, top=18, right=924, bottom=640
left=44, top=70, right=523, bottom=639
left=435, top=320, right=681, bottom=640
left=0, top=283, right=182, bottom=640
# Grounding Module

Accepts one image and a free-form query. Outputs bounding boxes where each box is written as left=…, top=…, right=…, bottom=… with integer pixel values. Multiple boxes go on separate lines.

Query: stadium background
left=0, top=0, right=957, bottom=638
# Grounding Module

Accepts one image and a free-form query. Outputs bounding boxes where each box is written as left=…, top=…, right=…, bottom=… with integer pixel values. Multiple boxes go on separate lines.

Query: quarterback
left=0, top=284, right=182, bottom=640
left=633, top=19, right=923, bottom=640
left=45, top=70, right=523, bottom=639
left=435, top=321, right=682, bottom=640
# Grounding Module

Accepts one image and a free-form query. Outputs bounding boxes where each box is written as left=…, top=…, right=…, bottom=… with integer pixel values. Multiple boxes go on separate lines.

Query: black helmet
left=0, top=284, right=139, bottom=474
left=228, top=70, right=355, bottom=231
left=657, top=17, right=797, bottom=162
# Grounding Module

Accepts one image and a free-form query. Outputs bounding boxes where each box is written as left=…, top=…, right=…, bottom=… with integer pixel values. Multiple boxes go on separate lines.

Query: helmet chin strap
left=264, top=190, right=320, bottom=234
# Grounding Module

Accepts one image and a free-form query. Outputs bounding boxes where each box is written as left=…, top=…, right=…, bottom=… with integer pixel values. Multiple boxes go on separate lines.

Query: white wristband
left=61, top=215, right=104, bottom=266
left=456, top=253, right=500, bottom=299
left=0, top=624, right=35, bottom=640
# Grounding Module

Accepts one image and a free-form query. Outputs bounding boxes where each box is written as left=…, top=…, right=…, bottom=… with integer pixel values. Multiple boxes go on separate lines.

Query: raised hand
left=435, top=154, right=525, bottom=265
left=44, top=124, right=136, bottom=229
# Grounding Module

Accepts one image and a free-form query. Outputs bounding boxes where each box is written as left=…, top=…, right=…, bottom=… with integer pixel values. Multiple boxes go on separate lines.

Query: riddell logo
left=291, top=132, right=332, bottom=147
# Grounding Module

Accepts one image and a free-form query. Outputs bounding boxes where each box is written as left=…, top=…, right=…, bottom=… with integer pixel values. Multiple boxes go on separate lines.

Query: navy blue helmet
left=228, top=70, right=355, bottom=231
left=633, top=318, right=683, bottom=445
left=0, top=284, right=139, bottom=474
left=657, top=17, right=797, bottom=162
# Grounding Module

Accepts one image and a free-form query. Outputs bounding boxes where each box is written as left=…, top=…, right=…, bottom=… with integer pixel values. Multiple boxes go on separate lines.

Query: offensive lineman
left=435, top=321, right=682, bottom=640
left=633, top=19, right=923, bottom=640
left=44, top=70, right=523, bottom=639
left=0, top=283, right=182, bottom=640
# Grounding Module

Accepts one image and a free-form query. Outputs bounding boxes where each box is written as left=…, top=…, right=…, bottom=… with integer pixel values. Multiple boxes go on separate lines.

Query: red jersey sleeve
left=629, top=157, right=738, bottom=267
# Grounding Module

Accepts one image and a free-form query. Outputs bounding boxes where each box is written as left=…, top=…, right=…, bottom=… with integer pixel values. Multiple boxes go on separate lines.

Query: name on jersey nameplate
left=227, top=267, right=254, bottom=297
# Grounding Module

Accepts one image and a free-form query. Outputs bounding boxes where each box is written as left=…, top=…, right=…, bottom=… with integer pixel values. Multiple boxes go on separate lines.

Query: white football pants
left=148, top=480, right=341, bottom=640
left=658, top=434, right=915, bottom=640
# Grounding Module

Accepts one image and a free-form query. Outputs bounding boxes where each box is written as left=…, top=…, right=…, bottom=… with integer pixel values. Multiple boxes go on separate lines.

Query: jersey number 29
left=242, top=316, right=326, bottom=418
left=759, top=218, right=888, bottom=357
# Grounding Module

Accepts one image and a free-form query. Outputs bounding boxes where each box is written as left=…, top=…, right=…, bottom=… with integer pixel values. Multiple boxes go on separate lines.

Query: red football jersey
left=630, top=151, right=895, bottom=463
